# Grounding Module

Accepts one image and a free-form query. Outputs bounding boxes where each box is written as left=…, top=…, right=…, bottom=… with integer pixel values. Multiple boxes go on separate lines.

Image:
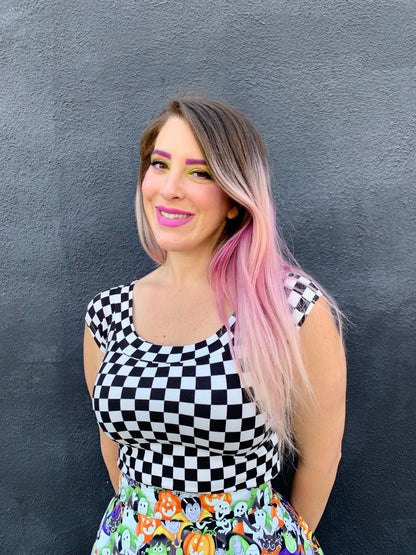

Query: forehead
left=154, top=117, right=203, bottom=157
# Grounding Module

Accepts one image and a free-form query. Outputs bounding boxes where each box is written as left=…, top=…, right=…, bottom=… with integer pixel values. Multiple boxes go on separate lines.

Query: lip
left=155, top=205, right=193, bottom=215
left=155, top=205, right=195, bottom=228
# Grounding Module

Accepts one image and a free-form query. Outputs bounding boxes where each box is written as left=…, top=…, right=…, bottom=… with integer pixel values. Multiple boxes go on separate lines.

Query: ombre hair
left=136, top=96, right=343, bottom=456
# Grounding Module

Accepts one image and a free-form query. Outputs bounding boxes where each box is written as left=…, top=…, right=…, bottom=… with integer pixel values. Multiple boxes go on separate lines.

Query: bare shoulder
left=299, top=296, right=342, bottom=342
left=133, top=268, right=165, bottom=295
left=136, top=267, right=164, bottom=284
left=299, top=296, right=346, bottom=398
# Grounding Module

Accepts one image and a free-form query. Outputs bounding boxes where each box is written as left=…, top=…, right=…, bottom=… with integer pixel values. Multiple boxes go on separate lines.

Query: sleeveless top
left=85, top=272, right=322, bottom=494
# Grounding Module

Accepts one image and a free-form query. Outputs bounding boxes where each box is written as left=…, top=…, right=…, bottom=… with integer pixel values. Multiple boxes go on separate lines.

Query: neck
left=159, top=250, right=212, bottom=288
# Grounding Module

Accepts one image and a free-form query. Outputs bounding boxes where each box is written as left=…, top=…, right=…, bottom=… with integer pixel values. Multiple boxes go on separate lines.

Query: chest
left=92, top=316, right=270, bottom=455
left=131, top=281, right=231, bottom=346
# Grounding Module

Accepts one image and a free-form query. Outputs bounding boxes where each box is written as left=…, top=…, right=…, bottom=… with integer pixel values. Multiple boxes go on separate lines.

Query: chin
left=155, top=240, right=191, bottom=253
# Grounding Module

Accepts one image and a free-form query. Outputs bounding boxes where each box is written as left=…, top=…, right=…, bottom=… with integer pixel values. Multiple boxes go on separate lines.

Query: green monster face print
left=146, top=537, right=172, bottom=555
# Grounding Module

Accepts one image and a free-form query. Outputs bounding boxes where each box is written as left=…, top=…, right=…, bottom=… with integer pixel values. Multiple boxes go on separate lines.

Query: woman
left=84, top=96, right=346, bottom=555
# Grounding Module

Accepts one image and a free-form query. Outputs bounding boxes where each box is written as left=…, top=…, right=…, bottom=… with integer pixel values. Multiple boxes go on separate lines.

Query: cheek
left=214, top=188, right=232, bottom=214
left=141, top=172, right=159, bottom=222
left=197, top=187, right=231, bottom=214
left=141, top=170, right=157, bottom=200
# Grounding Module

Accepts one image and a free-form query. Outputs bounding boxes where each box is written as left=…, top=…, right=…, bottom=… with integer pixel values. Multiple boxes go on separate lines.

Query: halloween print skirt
left=91, top=473, right=323, bottom=555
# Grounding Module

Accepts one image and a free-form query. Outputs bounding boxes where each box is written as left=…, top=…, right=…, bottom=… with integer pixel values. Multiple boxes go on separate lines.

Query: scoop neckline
left=127, top=280, right=236, bottom=349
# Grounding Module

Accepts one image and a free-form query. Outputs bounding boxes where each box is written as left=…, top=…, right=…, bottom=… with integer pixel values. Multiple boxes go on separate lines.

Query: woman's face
left=141, top=117, right=238, bottom=258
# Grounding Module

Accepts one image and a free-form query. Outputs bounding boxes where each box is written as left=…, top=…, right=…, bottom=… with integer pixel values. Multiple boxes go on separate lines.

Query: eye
left=150, top=159, right=169, bottom=171
left=189, top=168, right=213, bottom=180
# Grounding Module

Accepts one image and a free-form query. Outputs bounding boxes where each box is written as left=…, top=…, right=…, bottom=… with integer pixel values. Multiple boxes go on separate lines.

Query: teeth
left=160, top=211, right=191, bottom=219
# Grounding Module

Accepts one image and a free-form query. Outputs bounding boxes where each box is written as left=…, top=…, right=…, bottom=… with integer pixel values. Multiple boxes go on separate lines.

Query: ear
left=227, top=205, right=239, bottom=220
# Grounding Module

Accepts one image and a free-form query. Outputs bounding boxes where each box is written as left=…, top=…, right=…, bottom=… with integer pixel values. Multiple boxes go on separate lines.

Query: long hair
left=136, top=96, right=343, bottom=456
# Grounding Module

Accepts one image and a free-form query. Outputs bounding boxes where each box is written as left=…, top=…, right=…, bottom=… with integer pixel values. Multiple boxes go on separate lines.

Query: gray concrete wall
left=2, top=0, right=415, bottom=552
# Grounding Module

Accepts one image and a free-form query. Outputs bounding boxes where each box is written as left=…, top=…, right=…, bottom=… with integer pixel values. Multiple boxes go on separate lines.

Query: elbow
left=326, top=445, right=342, bottom=474
left=298, top=445, right=342, bottom=477
left=330, top=450, right=342, bottom=480
left=333, top=446, right=342, bottom=467
left=326, top=447, right=342, bottom=479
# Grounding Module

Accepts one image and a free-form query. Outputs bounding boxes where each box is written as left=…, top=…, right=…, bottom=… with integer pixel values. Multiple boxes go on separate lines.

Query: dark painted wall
left=2, top=0, right=415, bottom=553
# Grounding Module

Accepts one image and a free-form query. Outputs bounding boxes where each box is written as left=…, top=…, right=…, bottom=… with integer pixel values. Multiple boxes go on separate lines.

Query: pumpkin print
left=91, top=475, right=324, bottom=555
left=200, top=492, right=232, bottom=513
left=183, top=529, right=215, bottom=555
left=154, top=491, right=182, bottom=520
left=137, top=514, right=162, bottom=542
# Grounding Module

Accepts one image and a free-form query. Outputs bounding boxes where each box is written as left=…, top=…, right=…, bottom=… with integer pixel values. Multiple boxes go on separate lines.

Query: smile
left=155, top=205, right=195, bottom=227
left=160, top=211, right=189, bottom=220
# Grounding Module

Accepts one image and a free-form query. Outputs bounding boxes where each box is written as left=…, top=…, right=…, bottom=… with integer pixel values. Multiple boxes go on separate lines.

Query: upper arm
left=293, top=296, right=347, bottom=469
left=84, top=323, right=105, bottom=397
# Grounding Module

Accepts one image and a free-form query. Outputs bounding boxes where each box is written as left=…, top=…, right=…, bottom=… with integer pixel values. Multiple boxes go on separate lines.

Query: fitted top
left=85, top=272, right=322, bottom=494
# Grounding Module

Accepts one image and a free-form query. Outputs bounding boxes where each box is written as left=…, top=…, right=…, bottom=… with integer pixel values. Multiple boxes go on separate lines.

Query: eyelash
left=189, top=169, right=213, bottom=180
left=150, top=159, right=213, bottom=180
left=150, top=159, right=169, bottom=170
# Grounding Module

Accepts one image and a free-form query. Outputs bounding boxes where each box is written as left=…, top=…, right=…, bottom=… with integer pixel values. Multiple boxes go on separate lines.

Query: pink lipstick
left=155, top=205, right=195, bottom=228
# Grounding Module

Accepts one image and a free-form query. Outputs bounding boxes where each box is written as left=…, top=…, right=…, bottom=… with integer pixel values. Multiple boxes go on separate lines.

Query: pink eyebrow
left=185, top=158, right=207, bottom=165
left=152, top=149, right=171, bottom=159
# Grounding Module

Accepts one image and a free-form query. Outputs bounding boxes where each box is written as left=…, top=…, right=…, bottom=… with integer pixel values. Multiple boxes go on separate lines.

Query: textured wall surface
left=2, top=0, right=415, bottom=553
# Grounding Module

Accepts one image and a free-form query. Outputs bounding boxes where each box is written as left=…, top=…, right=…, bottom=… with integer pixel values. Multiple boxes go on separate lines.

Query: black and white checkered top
left=85, top=272, right=322, bottom=494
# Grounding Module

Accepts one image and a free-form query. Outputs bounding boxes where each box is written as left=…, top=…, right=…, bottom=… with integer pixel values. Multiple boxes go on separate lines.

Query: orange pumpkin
left=183, top=530, right=215, bottom=555
left=200, top=492, right=232, bottom=513
left=136, top=514, right=161, bottom=542
left=154, top=490, right=182, bottom=520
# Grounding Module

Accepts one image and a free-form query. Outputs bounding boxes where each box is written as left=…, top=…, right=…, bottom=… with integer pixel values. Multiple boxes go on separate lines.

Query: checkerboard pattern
left=85, top=272, right=322, bottom=493
left=284, top=272, right=323, bottom=327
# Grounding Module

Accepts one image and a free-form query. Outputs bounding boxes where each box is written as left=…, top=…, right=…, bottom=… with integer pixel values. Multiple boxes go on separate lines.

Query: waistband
left=116, top=472, right=278, bottom=519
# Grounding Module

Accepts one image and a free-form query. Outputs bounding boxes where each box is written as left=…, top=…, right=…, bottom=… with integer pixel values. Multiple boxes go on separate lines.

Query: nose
left=159, top=169, right=184, bottom=200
